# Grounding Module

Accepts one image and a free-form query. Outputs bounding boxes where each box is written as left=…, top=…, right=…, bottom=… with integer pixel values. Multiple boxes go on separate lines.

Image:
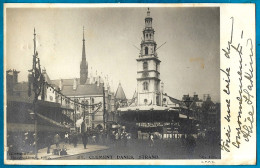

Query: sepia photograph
left=3, top=3, right=256, bottom=165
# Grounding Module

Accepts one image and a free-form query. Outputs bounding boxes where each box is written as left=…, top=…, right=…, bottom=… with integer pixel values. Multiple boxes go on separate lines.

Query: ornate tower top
left=145, top=8, right=153, bottom=29
left=147, top=8, right=150, bottom=16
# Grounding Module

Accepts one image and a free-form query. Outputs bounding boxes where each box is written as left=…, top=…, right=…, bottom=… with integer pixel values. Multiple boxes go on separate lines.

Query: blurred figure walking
left=82, top=131, right=88, bottom=149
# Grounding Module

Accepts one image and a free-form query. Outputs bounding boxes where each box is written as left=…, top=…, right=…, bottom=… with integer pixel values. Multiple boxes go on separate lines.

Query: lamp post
left=103, top=85, right=106, bottom=130
left=183, top=95, right=193, bottom=134
left=28, top=28, right=44, bottom=159
left=28, top=109, right=37, bottom=158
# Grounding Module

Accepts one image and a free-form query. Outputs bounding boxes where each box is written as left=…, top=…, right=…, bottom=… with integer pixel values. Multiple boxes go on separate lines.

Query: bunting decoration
left=44, top=82, right=102, bottom=109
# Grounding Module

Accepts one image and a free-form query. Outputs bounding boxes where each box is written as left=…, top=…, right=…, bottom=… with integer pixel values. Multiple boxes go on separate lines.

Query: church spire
left=82, top=26, right=86, bottom=60
left=80, top=26, right=88, bottom=85
left=33, top=28, right=36, bottom=55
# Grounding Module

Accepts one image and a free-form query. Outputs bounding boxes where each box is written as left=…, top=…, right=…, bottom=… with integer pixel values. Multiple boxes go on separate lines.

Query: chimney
left=59, top=79, right=63, bottom=91
left=73, top=78, right=77, bottom=90
left=194, top=94, right=199, bottom=101
left=206, top=94, right=211, bottom=101
left=13, top=70, right=20, bottom=84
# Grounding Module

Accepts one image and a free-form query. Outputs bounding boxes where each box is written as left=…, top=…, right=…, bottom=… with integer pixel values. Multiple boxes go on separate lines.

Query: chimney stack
left=73, top=78, right=77, bottom=90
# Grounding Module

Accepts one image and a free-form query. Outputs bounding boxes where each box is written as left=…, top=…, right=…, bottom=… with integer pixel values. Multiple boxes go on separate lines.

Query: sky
left=6, top=7, right=220, bottom=102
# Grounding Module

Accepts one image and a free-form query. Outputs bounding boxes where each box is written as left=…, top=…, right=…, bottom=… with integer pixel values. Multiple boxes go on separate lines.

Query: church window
left=143, top=61, right=148, bottom=70
left=146, top=34, right=148, bottom=39
left=143, top=82, right=148, bottom=91
left=149, top=33, right=151, bottom=39
left=145, top=47, right=148, bottom=55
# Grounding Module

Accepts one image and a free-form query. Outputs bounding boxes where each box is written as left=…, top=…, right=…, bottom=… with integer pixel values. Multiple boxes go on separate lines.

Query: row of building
left=6, top=9, right=220, bottom=143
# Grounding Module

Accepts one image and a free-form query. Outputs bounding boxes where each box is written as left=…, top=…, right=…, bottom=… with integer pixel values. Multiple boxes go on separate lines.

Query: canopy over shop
left=117, top=105, right=198, bottom=138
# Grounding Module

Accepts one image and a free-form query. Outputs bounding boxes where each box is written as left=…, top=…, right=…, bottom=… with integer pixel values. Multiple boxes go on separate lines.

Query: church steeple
left=141, top=8, right=157, bottom=57
left=80, top=26, right=88, bottom=85
left=136, top=9, right=161, bottom=106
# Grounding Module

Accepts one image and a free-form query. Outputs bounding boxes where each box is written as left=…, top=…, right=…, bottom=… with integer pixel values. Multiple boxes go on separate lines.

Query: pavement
left=36, top=143, right=109, bottom=160
left=57, top=139, right=221, bottom=160
left=17, top=138, right=220, bottom=160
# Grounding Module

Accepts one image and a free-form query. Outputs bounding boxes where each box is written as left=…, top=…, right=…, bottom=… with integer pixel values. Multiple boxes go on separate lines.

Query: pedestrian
left=72, top=132, right=78, bottom=147
left=64, top=132, right=69, bottom=144
left=60, top=145, right=67, bottom=155
left=149, top=133, right=154, bottom=147
left=121, top=130, right=127, bottom=147
left=45, top=133, right=52, bottom=154
left=181, top=134, right=186, bottom=147
left=115, top=132, right=119, bottom=146
left=186, top=134, right=196, bottom=158
left=92, top=134, right=96, bottom=144
left=82, top=131, right=88, bottom=149
left=54, top=133, right=61, bottom=148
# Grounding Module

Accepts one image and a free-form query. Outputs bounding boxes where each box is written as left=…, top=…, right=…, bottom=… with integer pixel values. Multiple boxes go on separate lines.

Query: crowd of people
left=7, top=127, right=219, bottom=159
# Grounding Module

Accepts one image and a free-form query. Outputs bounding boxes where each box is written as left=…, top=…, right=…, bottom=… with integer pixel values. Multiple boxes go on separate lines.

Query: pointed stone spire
left=33, top=28, right=36, bottom=55
left=80, top=26, right=88, bottom=84
left=82, top=26, right=86, bottom=60
left=115, top=82, right=127, bottom=100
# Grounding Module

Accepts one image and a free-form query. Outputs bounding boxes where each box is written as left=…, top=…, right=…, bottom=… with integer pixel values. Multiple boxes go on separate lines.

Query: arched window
left=143, top=82, right=148, bottom=91
left=149, top=33, right=151, bottom=39
left=146, top=34, right=148, bottom=39
left=143, top=61, right=148, bottom=70
left=144, top=99, right=148, bottom=104
left=145, top=47, right=148, bottom=55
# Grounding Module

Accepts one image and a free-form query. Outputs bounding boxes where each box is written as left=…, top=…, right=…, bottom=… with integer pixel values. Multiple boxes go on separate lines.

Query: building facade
left=47, top=28, right=115, bottom=131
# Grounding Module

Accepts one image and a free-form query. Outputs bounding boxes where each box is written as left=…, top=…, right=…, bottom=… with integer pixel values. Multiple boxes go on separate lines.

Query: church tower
left=137, top=8, right=161, bottom=106
left=80, top=27, right=88, bottom=85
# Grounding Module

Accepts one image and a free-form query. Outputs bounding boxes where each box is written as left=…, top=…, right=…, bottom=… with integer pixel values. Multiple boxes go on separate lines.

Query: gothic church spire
left=80, top=26, right=88, bottom=84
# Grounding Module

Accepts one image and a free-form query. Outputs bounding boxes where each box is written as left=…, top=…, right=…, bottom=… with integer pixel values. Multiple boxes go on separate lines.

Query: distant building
left=6, top=69, right=70, bottom=154
left=47, top=28, right=115, bottom=131
left=201, top=95, right=220, bottom=131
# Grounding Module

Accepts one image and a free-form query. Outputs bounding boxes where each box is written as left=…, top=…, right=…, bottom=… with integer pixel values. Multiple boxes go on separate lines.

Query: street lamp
left=28, top=28, right=44, bottom=159
left=183, top=95, right=193, bottom=134
left=28, top=109, right=37, bottom=159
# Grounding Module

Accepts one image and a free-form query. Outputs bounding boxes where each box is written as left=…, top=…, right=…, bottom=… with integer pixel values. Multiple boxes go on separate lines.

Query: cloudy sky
left=6, top=6, right=220, bottom=102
